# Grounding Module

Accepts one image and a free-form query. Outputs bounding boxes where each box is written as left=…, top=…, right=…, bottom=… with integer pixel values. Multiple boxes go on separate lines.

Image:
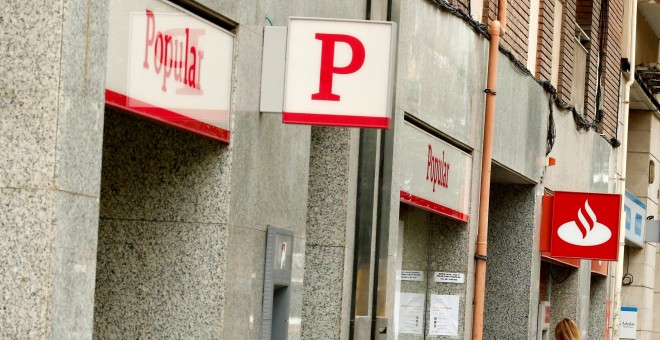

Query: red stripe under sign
left=105, top=89, right=231, bottom=143
left=400, top=191, right=469, bottom=222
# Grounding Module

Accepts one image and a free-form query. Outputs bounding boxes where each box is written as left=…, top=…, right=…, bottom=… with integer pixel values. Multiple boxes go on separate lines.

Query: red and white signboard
left=550, top=191, right=621, bottom=260
left=282, top=17, right=396, bottom=129
left=105, top=0, right=234, bottom=142
left=400, top=122, right=472, bottom=222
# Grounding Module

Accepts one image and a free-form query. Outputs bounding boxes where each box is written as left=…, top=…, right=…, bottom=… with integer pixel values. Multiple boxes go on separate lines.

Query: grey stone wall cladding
left=483, top=184, right=538, bottom=339
left=1, top=0, right=618, bottom=339
left=301, top=127, right=359, bottom=340
left=94, top=110, right=230, bottom=338
left=2, top=0, right=108, bottom=338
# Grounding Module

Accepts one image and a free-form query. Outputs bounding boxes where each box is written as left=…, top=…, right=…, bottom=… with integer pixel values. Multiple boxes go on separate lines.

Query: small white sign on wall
left=620, top=307, right=637, bottom=339
left=433, top=272, right=465, bottom=283
left=428, top=294, right=459, bottom=336
left=397, top=270, right=424, bottom=282
left=397, top=293, right=425, bottom=335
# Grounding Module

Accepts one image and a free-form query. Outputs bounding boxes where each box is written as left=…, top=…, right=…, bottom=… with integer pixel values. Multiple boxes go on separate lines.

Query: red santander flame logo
left=557, top=199, right=612, bottom=246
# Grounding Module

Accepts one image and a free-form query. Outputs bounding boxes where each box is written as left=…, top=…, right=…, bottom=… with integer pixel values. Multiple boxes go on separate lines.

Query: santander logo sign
left=550, top=191, right=621, bottom=261
left=557, top=200, right=611, bottom=246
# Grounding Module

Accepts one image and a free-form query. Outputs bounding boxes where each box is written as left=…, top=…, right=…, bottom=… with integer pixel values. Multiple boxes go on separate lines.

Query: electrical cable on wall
left=622, top=247, right=634, bottom=286
left=428, top=0, right=616, bottom=152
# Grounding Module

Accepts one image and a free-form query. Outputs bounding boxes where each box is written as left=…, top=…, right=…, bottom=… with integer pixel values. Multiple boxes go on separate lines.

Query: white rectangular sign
left=428, top=294, right=459, bottom=336
left=397, top=293, right=425, bottom=335
left=400, top=122, right=472, bottom=222
left=433, top=272, right=465, bottom=283
left=283, top=17, right=396, bottom=129
left=396, top=270, right=424, bottom=282
left=105, top=0, right=234, bottom=142
left=620, top=307, right=637, bottom=339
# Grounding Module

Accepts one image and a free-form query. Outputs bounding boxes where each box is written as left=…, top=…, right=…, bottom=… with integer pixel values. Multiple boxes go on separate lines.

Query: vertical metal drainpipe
left=472, top=1, right=506, bottom=338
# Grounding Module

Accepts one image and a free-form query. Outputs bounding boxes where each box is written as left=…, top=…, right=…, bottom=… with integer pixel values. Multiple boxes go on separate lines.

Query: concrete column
left=301, top=127, right=360, bottom=340
left=427, top=212, right=472, bottom=338
left=93, top=110, right=231, bottom=338
left=483, top=184, right=542, bottom=339
left=621, top=243, right=657, bottom=340
left=589, top=275, right=608, bottom=340
left=0, top=1, right=108, bottom=338
left=549, top=262, right=591, bottom=339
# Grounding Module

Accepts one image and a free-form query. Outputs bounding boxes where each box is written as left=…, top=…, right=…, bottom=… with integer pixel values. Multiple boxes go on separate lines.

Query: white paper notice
left=428, top=294, right=459, bottom=336
left=397, top=293, right=425, bottom=335
left=397, top=270, right=424, bottom=281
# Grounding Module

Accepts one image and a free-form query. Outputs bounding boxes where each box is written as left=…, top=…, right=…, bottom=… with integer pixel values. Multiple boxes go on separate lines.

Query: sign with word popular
left=105, top=0, right=234, bottom=142
left=550, top=191, right=621, bottom=260
left=400, top=122, right=472, bottom=222
left=282, top=17, right=396, bottom=129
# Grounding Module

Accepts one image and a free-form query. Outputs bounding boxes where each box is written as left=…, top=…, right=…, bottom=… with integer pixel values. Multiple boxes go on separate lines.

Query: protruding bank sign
left=624, top=191, right=646, bottom=247
left=400, top=122, right=472, bottom=222
left=105, top=0, right=234, bottom=142
left=550, top=191, right=621, bottom=261
left=283, top=17, right=396, bottom=129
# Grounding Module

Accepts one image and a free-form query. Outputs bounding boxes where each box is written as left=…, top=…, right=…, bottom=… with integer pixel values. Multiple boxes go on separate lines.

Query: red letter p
left=311, top=33, right=365, bottom=101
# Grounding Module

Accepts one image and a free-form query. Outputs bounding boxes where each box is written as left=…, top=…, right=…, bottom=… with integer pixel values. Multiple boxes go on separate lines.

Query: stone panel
left=50, top=191, right=100, bottom=339
left=93, top=220, right=227, bottom=338
left=53, top=0, right=108, bottom=197
left=301, top=245, right=346, bottom=340
left=99, top=109, right=231, bottom=224
left=0, top=1, right=62, bottom=189
left=0, top=188, right=54, bottom=339
left=222, top=227, right=266, bottom=340
left=483, top=184, right=538, bottom=339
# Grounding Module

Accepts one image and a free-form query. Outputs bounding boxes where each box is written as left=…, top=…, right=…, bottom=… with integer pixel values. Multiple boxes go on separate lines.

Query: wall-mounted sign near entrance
left=105, top=0, right=234, bottom=142
left=396, top=270, right=424, bottom=282
left=282, top=17, right=396, bottom=129
left=433, top=272, right=465, bottom=284
left=400, top=122, right=472, bottom=222
left=620, top=307, right=638, bottom=339
left=550, top=191, right=621, bottom=260
left=624, top=191, right=646, bottom=248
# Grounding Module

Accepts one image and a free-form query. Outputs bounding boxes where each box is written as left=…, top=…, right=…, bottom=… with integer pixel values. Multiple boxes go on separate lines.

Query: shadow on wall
left=93, top=108, right=230, bottom=338
left=99, top=108, right=230, bottom=222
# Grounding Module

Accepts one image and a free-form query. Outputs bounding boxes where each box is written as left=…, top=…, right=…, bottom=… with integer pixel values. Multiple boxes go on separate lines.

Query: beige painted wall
left=636, top=10, right=659, bottom=64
